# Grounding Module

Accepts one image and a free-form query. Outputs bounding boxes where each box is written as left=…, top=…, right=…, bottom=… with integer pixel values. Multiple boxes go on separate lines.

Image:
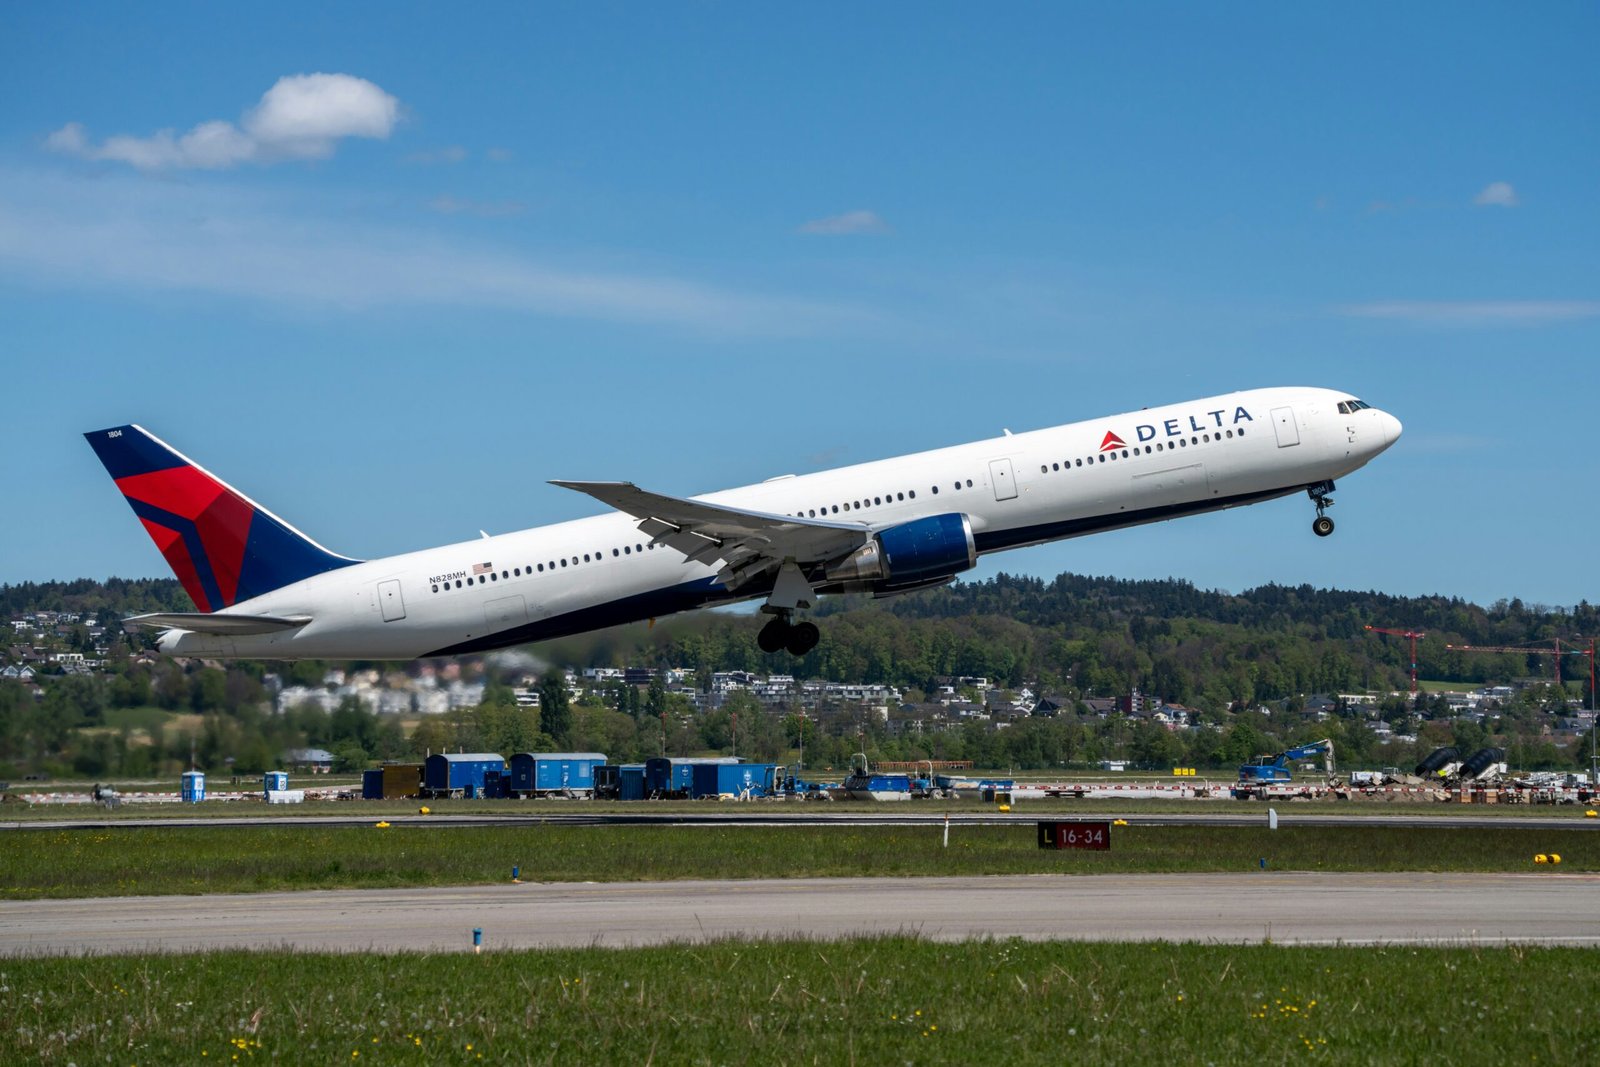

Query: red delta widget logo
left=1101, top=406, right=1256, bottom=451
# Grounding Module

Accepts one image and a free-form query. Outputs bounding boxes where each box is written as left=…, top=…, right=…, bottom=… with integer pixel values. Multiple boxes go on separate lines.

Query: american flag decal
left=473, top=562, right=494, bottom=575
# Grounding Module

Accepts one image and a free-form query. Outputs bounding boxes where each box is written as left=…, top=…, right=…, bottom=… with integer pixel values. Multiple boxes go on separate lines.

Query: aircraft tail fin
left=84, top=425, right=360, bottom=612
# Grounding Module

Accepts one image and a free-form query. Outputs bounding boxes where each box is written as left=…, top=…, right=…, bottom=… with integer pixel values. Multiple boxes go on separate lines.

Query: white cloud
left=1474, top=181, right=1518, bottom=207
left=798, top=210, right=891, bottom=235
left=428, top=194, right=526, bottom=217
left=1340, top=300, right=1599, bottom=325
left=45, top=73, right=399, bottom=171
left=0, top=168, right=874, bottom=337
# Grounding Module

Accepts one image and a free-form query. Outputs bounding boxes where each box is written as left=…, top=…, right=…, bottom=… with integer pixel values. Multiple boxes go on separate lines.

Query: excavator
left=1237, top=739, right=1336, bottom=786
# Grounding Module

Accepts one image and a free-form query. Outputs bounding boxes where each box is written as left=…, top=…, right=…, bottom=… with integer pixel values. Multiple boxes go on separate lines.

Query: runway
left=3, top=872, right=1595, bottom=955
left=6, top=809, right=1598, bottom=831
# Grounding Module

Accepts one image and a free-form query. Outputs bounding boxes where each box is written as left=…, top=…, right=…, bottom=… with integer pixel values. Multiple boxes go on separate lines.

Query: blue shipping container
left=690, top=762, right=776, bottom=799
left=423, top=753, right=508, bottom=796
left=618, top=764, right=647, bottom=801
left=644, top=757, right=740, bottom=796
left=361, top=769, right=384, bottom=799
left=509, top=752, right=608, bottom=795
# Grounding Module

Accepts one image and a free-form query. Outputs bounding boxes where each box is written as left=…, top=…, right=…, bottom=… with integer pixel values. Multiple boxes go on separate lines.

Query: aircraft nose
left=1380, top=411, right=1403, bottom=447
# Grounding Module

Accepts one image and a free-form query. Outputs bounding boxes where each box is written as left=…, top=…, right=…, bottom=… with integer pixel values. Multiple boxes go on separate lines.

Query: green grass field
left=3, top=938, right=1595, bottom=1064
left=2, top=823, right=1593, bottom=899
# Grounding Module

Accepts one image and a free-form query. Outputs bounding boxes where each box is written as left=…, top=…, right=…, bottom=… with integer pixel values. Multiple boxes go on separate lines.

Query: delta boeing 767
left=86, top=386, right=1400, bottom=660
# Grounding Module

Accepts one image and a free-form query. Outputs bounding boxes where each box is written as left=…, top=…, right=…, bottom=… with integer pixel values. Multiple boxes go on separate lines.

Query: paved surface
left=6, top=810, right=1598, bottom=831
left=3, top=872, right=1596, bottom=955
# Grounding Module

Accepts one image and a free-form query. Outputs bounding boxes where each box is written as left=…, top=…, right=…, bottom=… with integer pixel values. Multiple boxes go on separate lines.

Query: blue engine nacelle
left=822, top=513, right=977, bottom=590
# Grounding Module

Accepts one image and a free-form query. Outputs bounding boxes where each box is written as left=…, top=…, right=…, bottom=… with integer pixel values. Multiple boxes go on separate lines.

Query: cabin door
left=378, top=579, right=406, bottom=622
left=989, top=457, right=1018, bottom=501
left=1271, top=406, right=1300, bottom=448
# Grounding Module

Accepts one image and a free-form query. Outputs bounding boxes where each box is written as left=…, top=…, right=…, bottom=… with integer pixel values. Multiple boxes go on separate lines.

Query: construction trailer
left=690, top=761, right=777, bottom=799
left=421, top=753, right=509, bottom=799
left=644, top=756, right=741, bottom=798
left=379, top=762, right=423, bottom=799
left=509, top=752, right=607, bottom=797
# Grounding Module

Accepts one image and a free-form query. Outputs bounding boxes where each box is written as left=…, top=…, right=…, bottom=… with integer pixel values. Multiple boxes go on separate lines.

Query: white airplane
left=86, top=386, right=1400, bottom=660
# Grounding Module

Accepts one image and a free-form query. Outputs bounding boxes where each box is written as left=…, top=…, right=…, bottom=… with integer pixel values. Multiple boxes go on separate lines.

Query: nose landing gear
left=1308, top=480, right=1336, bottom=537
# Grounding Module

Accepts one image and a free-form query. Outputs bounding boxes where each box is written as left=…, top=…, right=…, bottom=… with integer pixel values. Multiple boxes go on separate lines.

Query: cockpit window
left=1337, top=398, right=1372, bottom=414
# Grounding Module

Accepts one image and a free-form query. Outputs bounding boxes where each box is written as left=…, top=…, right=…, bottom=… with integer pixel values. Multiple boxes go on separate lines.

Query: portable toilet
left=361, top=769, right=384, bottom=799
left=264, top=771, right=288, bottom=796
left=181, top=770, right=206, bottom=803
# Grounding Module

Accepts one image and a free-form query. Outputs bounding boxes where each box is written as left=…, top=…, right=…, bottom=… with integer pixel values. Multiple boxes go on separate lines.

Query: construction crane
left=1365, top=626, right=1427, bottom=696
left=1442, top=640, right=1584, bottom=691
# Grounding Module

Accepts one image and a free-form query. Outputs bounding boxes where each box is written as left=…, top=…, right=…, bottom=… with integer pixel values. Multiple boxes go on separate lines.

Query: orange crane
left=1365, top=626, right=1427, bottom=696
left=1442, top=639, right=1584, bottom=691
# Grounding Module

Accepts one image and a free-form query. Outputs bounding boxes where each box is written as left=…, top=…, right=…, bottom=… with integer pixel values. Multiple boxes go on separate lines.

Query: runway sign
left=1037, top=820, right=1112, bottom=851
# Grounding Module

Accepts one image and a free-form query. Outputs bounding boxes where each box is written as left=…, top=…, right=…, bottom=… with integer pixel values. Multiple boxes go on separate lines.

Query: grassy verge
left=6, top=792, right=1597, bottom=821
left=2, top=938, right=1595, bottom=1064
left=2, top=823, right=1593, bottom=899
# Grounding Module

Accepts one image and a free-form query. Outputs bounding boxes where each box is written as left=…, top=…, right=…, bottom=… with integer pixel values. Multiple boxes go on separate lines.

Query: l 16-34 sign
left=1037, top=820, right=1111, bottom=850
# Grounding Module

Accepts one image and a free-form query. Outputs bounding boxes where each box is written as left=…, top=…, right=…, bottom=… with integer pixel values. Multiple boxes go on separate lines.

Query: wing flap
left=123, top=612, right=312, bottom=636
left=551, top=479, right=869, bottom=582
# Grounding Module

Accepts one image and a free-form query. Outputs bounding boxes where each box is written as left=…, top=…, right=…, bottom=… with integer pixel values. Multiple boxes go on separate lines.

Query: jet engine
left=821, top=512, right=977, bottom=592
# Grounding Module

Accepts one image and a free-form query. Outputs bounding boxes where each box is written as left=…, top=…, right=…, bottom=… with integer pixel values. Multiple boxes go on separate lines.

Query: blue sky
left=3, top=2, right=1596, bottom=609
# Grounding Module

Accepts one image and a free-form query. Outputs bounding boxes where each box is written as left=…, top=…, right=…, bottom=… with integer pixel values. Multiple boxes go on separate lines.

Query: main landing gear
left=758, top=615, right=821, bottom=656
left=758, top=560, right=822, bottom=656
left=1308, top=480, right=1336, bottom=537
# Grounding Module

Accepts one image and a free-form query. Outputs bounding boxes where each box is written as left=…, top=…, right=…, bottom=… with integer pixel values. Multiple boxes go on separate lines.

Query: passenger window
left=965, top=479, right=973, bottom=488
left=455, top=579, right=462, bottom=588
left=1238, top=428, right=1246, bottom=437
left=560, top=559, right=567, bottom=568
left=431, top=584, right=439, bottom=593
left=908, top=490, right=915, bottom=498
left=931, top=486, right=938, bottom=494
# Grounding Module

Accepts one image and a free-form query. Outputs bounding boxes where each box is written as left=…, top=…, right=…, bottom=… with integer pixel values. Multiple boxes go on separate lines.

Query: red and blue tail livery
left=84, top=425, right=358, bottom=612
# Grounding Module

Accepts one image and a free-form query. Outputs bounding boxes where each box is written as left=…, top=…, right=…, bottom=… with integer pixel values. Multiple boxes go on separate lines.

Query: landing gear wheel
left=1312, top=515, right=1335, bottom=537
left=757, top=617, right=791, bottom=654
left=786, top=621, right=820, bottom=656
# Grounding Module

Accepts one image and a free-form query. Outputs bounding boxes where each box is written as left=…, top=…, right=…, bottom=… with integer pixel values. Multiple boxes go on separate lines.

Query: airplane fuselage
left=143, top=386, right=1401, bottom=659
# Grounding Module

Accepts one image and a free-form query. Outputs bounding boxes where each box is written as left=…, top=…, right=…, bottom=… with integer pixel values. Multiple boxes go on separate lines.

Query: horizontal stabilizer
left=123, top=612, right=312, bottom=636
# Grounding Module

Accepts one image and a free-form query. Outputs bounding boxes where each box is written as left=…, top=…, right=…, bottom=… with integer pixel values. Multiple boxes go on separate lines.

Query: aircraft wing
left=550, top=480, right=869, bottom=588
left=123, top=612, right=312, bottom=635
